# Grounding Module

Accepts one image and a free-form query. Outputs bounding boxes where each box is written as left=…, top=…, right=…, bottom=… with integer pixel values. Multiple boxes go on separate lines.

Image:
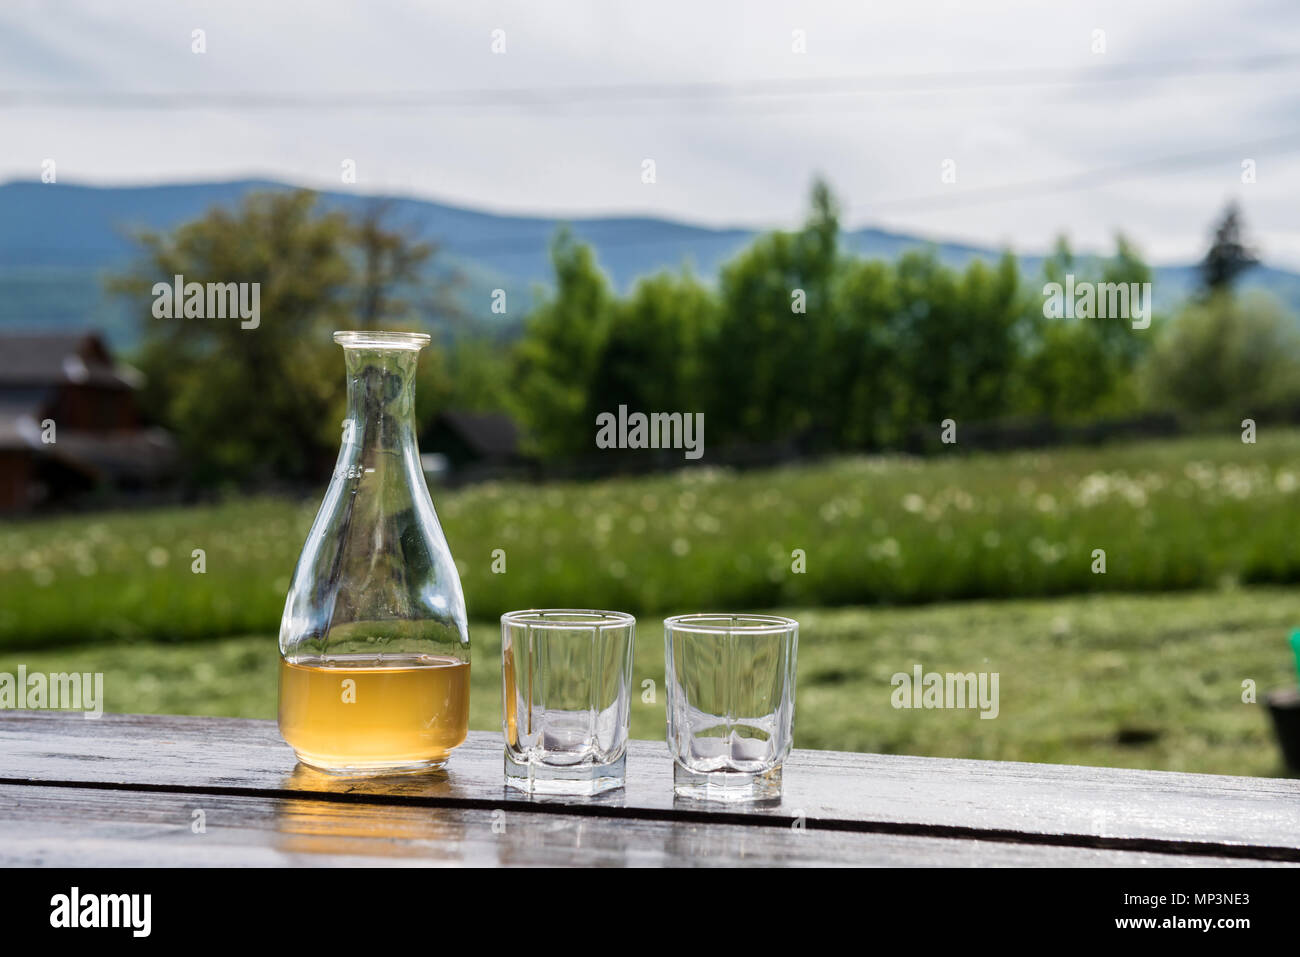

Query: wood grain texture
left=0, top=784, right=1284, bottom=868
left=1, top=711, right=1297, bottom=865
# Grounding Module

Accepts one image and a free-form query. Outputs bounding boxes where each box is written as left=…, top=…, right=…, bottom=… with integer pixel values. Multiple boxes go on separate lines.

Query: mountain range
left=3, top=178, right=1299, bottom=350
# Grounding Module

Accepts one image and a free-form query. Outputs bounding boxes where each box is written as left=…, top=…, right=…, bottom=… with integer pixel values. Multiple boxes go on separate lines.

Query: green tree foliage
left=825, top=257, right=898, bottom=446
left=890, top=250, right=1025, bottom=432
left=510, top=183, right=1195, bottom=458
left=705, top=178, right=841, bottom=445
left=352, top=201, right=462, bottom=324
left=1022, top=235, right=1154, bottom=419
left=1199, top=202, right=1259, bottom=296
left=511, top=230, right=718, bottom=456
left=124, top=182, right=1292, bottom=480
left=114, top=191, right=351, bottom=484
left=113, top=190, right=459, bottom=485
left=510, top=230, right=617, bottom=457
left=1145, top=292, right=1300, bottom=418
left=1143, top=205, right=1300, bottom=421
left=417, top=336, right=514, bottom=425
left=589, top=270, right=715, bottom=418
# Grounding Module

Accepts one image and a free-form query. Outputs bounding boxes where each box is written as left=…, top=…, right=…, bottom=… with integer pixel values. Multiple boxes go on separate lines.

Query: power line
left=2, top=53, right=1299, bottom=112
left=1, top=133, right=1292, bottom=264
left=856, top=132, right=1300, bottom=214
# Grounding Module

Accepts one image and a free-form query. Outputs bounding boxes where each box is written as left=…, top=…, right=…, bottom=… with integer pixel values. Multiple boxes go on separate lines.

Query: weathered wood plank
left=2, top=711, right=1298, bottom=860
left=0, top=783, right=1282, bottom=867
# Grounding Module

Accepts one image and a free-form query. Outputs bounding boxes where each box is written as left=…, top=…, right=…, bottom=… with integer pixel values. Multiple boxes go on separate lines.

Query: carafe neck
left=344, top=347, right=419, bottom=461
left=334, top=331, right=430, bottom=467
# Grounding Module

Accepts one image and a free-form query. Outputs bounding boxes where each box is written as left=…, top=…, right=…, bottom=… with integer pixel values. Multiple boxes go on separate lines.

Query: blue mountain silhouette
left=3, top=179, right=1297, bottom=347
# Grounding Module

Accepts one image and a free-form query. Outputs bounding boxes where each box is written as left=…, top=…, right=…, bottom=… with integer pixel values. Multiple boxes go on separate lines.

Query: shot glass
left=665, top=613, right=799, bottom=802
left=501, top=609, right=636, bottom=795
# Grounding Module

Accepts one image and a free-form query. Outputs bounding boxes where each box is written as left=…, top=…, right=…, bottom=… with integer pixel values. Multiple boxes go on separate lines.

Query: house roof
left=429, top=410, right=521, bottom=458
left=0, top=331, right=138, bottom=389
left=44, top=427, right=177, bottom=482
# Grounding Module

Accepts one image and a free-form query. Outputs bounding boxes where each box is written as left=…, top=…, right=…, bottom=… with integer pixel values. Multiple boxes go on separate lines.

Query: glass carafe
left=278, top=330, right=470, bottom=774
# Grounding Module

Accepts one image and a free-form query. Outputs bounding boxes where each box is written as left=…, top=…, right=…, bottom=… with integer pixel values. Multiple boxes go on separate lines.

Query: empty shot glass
left=665, top=613, right=799, bottom=802
left=501, top=609, right=636, bottom=795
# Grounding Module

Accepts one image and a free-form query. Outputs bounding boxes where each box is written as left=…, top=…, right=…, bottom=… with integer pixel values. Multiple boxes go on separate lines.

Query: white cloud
left=1, top=0, right=1297, bottom=265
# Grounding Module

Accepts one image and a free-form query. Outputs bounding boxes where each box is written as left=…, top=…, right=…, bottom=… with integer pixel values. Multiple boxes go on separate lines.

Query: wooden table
left=1, top=711, right=1297, bottom=866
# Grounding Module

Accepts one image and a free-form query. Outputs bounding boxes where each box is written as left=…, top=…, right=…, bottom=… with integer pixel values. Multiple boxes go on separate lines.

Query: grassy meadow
left=2, top=430, right=1300, bottom=776
left=4, top=430, right=1300, bottom=647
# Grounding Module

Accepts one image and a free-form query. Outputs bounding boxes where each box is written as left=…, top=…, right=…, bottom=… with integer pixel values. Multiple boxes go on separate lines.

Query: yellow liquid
left=278, top=655, right=470, bottom=772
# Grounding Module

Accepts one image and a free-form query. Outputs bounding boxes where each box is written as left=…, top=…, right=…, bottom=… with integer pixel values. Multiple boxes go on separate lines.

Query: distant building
left=421, top=409, right=531, bottom=482
left=0, top=331, right=175, bottom=510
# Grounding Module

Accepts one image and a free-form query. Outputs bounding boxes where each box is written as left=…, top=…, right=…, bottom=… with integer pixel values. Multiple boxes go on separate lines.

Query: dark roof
left=44, top=428, right=176, bottom=482
left=0, top=331, right=138, bottom=389
left=429, top=410, right=520, bottom=458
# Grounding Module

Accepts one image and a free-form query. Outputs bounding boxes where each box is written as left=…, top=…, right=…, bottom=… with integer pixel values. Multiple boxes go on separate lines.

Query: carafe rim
left=333, top=330, right=430, bottom=350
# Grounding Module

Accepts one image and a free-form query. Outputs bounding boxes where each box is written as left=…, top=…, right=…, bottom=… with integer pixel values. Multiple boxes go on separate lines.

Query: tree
left=113, top=190, right=451, bottom=485
left=888, top=249, right=1025, bottom=431
left=1199, top=202, right=1259, bottom=296
left=1144, top=292, right=1300, bottom=418
left=825, top=257, right=898, bottom=447
left=704, top=178, right=842, bottom=445
left=1022, top=234, right=1155, bottom=419
left=506, top=178, right=1181, bottom=460
left=349, top=201, right=471, bottom=432
left=588, top=270, right=715, bottom=418
left=351, top=200, right=463, bottom=330
left=510, top=230, right=617, bottom=457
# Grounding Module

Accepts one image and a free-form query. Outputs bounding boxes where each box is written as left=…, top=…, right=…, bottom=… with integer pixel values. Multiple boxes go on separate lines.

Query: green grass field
left=1, top=587, right=1295, bottom=776
left=4, top=430, right=1300, bottom=648
left=3, top=431, right=1300, bottom=777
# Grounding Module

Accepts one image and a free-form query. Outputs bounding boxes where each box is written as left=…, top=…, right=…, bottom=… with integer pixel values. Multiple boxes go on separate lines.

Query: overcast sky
left=2, top=0, right=1299, bottom=266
